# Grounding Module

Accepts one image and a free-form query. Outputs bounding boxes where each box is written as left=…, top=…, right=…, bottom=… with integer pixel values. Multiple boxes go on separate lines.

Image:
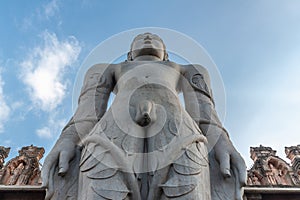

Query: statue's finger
left=44, top=165, right=55, bottom=200
left=58, top=150, right=72, bottom=176
left=232, top=151, right=247, bottom=186
left=41, top=152, right=58, bottom=187
left=232, top=165, right=243, bottom=200
left=218, top=152, right=231, bottom=178
left=45, top=191, right=52, bottom=200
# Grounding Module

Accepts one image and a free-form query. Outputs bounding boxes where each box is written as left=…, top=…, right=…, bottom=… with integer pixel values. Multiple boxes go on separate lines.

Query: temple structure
left=245, top=145, right=300, bottom=200
left=247, top=145, right=300, bottom=186
left=0, top=145, right=44, bottom=186
left=285, top=144, right=300, bottom=183
left=0, top=147, right=10, bottom=170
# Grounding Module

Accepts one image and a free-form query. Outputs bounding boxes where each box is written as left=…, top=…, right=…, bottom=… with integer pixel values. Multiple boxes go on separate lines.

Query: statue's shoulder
left=85, top=63, right=119, bottom=77
left=180, top=64, right=212, bottom=94
left=181, top=64, right=209, bottom=78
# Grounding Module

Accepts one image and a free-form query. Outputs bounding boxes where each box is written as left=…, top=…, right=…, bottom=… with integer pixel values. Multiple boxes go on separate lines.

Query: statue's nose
left=144, top=35, right=151, bottom=41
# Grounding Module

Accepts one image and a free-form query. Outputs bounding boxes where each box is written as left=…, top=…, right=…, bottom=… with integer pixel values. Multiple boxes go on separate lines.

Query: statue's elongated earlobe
left=127, top=52, right=133, bottom=61
left=163, top=51, right=169, bottom=61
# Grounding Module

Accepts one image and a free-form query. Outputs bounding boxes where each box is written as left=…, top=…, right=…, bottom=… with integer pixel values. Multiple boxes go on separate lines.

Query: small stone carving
left=0, top=146, right=10, bottom=169
left=0, top=145, right=44, bottom=186
left=248, top=145, right=296, bottom=186
left=0, top=146, right=10, bottom=181
left=285, top=145, right=300, bottom=184
left=42, top=33, right=246, bottom=200
left=286, top=145, right=300, bottom=171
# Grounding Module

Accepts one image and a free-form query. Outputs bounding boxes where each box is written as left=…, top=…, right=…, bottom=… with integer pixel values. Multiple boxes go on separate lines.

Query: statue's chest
left=116, top=63, right=181, bottom=91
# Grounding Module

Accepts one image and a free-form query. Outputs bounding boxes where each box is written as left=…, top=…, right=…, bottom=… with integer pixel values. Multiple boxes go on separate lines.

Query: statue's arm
left=42, top=64, right=115, bottom=199
left=181, top=64, right=246, bottom=200
left=181, top=64, right=225, bottom=150
left=60, top=64, right=115, bottom=142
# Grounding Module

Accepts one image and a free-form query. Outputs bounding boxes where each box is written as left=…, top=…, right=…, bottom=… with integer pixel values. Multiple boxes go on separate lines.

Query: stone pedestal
left=0, top=185, right=45, bottom=200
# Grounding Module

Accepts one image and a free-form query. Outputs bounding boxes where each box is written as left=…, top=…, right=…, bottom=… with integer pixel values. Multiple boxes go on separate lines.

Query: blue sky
left=0, top=0, right=300, bottom=167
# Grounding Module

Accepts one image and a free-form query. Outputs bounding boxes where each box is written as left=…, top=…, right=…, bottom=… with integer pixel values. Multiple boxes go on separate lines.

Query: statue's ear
left=163, top=51, right=169, bottom=61
left=127, top=52, right=133, bottom=61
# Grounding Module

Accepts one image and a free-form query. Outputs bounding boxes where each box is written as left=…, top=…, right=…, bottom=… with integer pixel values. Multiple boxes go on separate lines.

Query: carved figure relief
left=247, top=145, right=297, bottom=186
left=0, top=145, right=44, bottom=186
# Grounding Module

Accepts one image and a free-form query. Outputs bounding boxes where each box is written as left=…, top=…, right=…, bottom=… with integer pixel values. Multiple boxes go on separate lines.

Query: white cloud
left=36, top=127, right=52, bottom=139
left=19, top=17, right=34, bottom=31
left=18, top=0, right=61, bottom=32
left=0, top=69, right=10, bottom=133
left=44, top=0, right=59, bottom=19
left=4, top=140, right=11, bottom=145
left=36, top=113, right=67, bottom=139
left=10, top=101, right=24, bottom=111
left=20, top=31, right=81, bottom=112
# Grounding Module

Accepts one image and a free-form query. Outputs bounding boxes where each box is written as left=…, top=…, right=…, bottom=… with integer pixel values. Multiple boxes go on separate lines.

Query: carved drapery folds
left=247, top=145, right=300, bottom=186
left=0, top=145, right=44, bottom=186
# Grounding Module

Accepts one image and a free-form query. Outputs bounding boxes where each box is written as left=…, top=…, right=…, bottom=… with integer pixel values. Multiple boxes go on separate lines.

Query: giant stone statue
left=42, top=33, right=246, bottom=200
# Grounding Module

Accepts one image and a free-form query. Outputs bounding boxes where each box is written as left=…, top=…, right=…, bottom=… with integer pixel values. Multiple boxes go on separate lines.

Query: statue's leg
left=78, top=144, right=133, bottom=200
left=159, top=142, right=211, bottom=200
left=78, top=169, right=131, bottom=200
left=209, top=149, right=237, bottom=200
left=49, top=146, right=81, bottom=200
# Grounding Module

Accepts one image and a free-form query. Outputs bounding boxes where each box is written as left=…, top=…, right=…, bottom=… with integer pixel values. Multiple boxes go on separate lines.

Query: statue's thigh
left=78, top=162, right=130, bottom=200
left=160, top=142, right=211, bottom=200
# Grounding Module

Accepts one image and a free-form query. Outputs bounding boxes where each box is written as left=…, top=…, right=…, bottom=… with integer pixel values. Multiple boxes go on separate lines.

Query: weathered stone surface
left=0, top=147, right=10, bottom=169
left=247, top=145, right=300, bottom=186
left=0, top=145, right=44, bottom=186
left=0, top=146, right=10, bottom=182
left=42, top=33, right=246, bottom=200
left=285, top=145, right=300, bottom=185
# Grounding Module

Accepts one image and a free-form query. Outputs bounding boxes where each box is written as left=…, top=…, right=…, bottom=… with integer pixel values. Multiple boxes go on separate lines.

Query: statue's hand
left=213, top=133, right=247, bottom=199
left=41, top=138, right=76, bottom=200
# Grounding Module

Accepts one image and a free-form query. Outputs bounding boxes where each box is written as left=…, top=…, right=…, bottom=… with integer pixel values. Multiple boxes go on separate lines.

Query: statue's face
left=130, top=33, right=166, bottom=60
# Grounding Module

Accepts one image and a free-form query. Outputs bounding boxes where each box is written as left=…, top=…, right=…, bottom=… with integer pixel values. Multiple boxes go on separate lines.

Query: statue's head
left=127, top=32, right=169, bottom=61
